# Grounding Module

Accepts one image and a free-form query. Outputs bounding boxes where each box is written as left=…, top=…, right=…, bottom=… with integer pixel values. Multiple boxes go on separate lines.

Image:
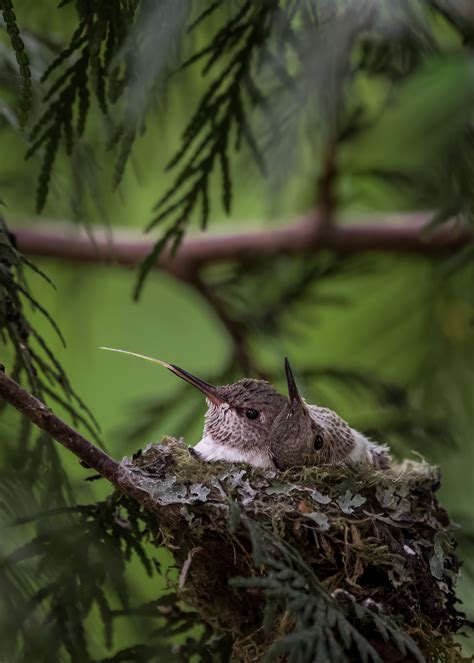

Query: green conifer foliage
left=0, top=1, right=473, bottom=660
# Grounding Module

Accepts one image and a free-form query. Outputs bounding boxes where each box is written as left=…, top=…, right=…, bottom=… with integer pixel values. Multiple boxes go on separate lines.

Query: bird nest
left=121, top=437, right=471, bottom=662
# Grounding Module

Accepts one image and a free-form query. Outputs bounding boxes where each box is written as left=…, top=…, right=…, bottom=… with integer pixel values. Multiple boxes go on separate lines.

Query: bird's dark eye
left=245, top=409, right=260, bottom=420
left=314, top=434, right=324, bottom=450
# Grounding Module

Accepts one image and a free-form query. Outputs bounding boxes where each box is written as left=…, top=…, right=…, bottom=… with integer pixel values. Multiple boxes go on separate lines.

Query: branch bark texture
left=12, top=214, right=473, bottom=281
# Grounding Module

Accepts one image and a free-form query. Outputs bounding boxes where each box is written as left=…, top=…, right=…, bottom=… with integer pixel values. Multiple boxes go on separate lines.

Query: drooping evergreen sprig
left=0, top=491, right=145, bottom=661
left=232, top=515, right=424, bottom=663
left=0, top=218, right=99, bottom=495
left=25, top=0, right=140, bottom=212
left=0, top=488, right=229, bottom=662
left=0, top=0, right=31, bottom=127
left=133, top=0, right=287, bottom=299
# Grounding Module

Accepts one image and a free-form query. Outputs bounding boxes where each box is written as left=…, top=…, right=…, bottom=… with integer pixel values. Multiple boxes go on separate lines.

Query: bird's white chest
left=348, top=429, right=373, bottom=463
left=194, top=435, right=275, bottom=469
left=348, top=428, right=390, bottom=467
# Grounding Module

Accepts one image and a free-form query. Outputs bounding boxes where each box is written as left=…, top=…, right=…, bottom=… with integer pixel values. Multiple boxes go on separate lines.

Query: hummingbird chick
left=270, top=359, right=391, bottom=471
left=153, top=360, right=289, bottom=467
left=101, top=348, right=390, bottom=471
left=100, top=348, right=287, bottom=468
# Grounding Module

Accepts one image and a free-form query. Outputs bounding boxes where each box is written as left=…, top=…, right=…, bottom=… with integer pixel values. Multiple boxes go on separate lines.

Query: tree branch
left=192, top=275, right=255, bottom=374
left=10, top=215, right=472, bottom=374
left=11, top=213, right=472, bottom=280
left=0, top=367, right=148, bottom=504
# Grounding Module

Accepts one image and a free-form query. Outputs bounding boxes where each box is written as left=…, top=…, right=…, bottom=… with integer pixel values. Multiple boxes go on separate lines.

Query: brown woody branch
left=0, top=368, right=149, bottom=505
left=192, top=274, right=255, bottom=374
left=11, top=213, right=472, bottom=378
left=12, top=213, right=473, bottom=281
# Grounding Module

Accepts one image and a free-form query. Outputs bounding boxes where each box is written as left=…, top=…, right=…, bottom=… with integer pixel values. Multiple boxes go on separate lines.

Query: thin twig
left=192, top=275, right=256, bottom=374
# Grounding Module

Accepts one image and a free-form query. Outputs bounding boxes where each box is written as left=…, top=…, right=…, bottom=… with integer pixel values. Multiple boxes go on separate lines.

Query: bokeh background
left=1, top=1, right=474, bottom=659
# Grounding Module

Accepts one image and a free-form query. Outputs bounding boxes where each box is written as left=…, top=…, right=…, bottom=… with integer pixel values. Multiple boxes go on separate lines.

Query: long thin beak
left=100, top=347, right=226, bottom=405
left=284, top=357, right=302, bottom=406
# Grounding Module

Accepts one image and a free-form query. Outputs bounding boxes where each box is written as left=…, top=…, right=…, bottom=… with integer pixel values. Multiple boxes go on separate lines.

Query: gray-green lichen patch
left=121, top=437, right=469, bottom=660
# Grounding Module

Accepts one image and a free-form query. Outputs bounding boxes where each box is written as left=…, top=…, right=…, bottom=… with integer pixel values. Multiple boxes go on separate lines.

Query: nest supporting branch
left=0, top=368, right=150, bottom=506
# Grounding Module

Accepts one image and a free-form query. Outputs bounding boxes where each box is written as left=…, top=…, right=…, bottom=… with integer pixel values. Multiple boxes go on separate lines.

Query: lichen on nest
left=122, top=437, right=471, bottom=662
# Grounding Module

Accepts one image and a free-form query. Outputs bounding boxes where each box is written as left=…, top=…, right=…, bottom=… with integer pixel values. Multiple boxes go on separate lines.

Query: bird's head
left=270, top=358, right=356, bottom=469
left=100, top=347, right=286, bottom=452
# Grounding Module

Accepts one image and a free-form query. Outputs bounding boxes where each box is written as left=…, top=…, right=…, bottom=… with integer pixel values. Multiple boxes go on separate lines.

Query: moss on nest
left=123, top=437, right=471, bottom=662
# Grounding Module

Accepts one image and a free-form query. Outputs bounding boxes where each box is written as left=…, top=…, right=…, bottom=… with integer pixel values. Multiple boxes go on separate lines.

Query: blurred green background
left=1, top=1, right=474, bottom=658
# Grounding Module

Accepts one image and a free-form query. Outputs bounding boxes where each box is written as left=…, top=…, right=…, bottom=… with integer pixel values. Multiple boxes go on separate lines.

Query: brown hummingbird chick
left=270, top=359, right=391, bottom=471
left=101, top=348, right=288, bottom=468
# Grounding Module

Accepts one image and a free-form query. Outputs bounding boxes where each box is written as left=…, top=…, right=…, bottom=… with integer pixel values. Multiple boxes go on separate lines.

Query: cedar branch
left=12, top=213, right=473, bottom=281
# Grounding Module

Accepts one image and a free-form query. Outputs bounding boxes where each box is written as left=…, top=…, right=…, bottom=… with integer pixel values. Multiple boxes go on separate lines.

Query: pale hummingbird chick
left=270, top=359, right=391, bottom=471
left=100, top=348, right=287, bottom=468
left=196, top=377, right=288, bottom=467
left=152, top=361, right=288, bottom=467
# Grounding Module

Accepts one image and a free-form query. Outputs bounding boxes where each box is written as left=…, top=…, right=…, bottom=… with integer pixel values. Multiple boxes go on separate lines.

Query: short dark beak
left=165, top=363, right=226, bottom=406
left=284, top=357, right=302, bottom=406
